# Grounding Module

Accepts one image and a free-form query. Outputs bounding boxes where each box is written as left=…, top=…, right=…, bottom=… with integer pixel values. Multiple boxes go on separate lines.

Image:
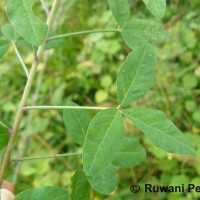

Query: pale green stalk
left=11, top=152, right=82, bottom=162
left=47, top=29, right=120, bottom=41
left=12, top=1, right=65, bottom=184
left=12, top=41, right=29, bottom=78
left=0, top=0, right=60, bottom=186
left=24, top=105, right=110, bottom=111
left=40, top=0, right=50, bottom=16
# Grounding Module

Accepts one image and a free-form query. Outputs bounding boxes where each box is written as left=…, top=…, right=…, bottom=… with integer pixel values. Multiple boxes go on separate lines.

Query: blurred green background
left=0, top=0, right=200, bottom=199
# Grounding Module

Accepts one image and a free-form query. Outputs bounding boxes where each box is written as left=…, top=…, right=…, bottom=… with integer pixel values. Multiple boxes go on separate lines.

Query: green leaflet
left=71, top=170, right=90, bottom=200
left=87, top=165, right=117, bottom=195
left=52, top=84, right=66, bottom=105
left=0, top=40, right=10, bottom=59
left=108, top=0, right=130, bottom=28
left=7, top=0, right=48, bottom=47
left=123, top=107, right=196, bottom=156
left=83, top=108, right=124, bottom=176
left=117, top=44, right=157, bottom=106
left=143, top=0, right=166, bottom=19
left=63, top=102, right=91, bottom=146
left=112, top=137, right=146, bottom=167
left=0, top=124, right=9, bottom=151
left=15, top=186, right=69, bottom=200
left=121, top=19, right=167, bottom=49
left=1, top=24, right=20, bottom=41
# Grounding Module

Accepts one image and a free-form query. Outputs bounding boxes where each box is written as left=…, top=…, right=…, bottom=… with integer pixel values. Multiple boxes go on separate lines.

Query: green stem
left=12, top=41, right=29, bottom=78
left=23, top=105, right=110, bottom=111
left=47, top=29, right=120, bottom=41
left=12, top=55, right=49, bottom=185
left=12, top=1, right=65, bottom=185
left=0, top=0, right=60, bottom=186
left=11, top=152, right=82, bottom=162
left=40, top=0, right=50, bottom=16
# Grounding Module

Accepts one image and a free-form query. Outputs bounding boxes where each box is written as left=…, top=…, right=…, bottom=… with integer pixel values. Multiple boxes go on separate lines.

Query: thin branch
left=23, top=105, right=110, bottom=111
left=11, top=152, right=82, bottom=162
left=40, top=0, right=50, bottom=17
left=12, top=54, right=48, bottom=185
left=12, top=41, right=29, bottom=78
left=47, top=29, right=120, bottom=42
left=12, top=1, right=65, bottom=185
left=0, top=0, right=60, bottom=186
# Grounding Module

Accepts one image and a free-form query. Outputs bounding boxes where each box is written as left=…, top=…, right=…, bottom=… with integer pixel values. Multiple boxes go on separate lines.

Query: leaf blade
left=7, top=0, right=48, bottom=46
left=117, top=44, right=157, bottom=106
left=0, top=40, right=10, bottom=59
left=63, top=102, right=91, bottom=146
left=87, top=165, right=117, bottom=195
left=15, top=186, right=69, bottom=200
left=71, top=170, right=90, bottom=200
left=112, top=137, right=146, bottom=167
left=121, top=19, right=167, bottom=49
left=108, top=0, right=130, bottom=28
left=1, top=24, right=20, bottom=41
left=143, top=0, right=166, bottom=19
left=123, top=107, right=195, bottom=156
left=83, top=108, right=124, bottom=176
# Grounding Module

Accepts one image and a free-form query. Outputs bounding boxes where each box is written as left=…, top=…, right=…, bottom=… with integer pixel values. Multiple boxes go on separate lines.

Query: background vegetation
left=0, top=0, right=199, bottom=199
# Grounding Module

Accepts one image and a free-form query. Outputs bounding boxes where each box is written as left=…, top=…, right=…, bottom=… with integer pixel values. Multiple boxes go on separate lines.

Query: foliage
left=7, top=0, right=48, bottom=46
left=0, top=40, right=10, bottom=59
left=123, top=107, right=195, bottom=155
left=143, top=0, right=166, bottom=19
left=63, top=102, right=91, bottom=146
left=71, top=170, right=90, bottom=200
left=108, top=0, right=130, bottom=28
left=117, top=44, right=157, bottom=105
left=0, top=0, right=199, bottom=199
left=83, top=108, right=124, bottom=177
left=15, top=186, right=69, bottom=200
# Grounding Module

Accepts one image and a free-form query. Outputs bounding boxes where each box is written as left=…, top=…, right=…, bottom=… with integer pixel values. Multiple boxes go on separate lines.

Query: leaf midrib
left=72, top=110, right=88, bottom=143
left=87, top=111, right=118, bottom=175
left=120, top=47, right=147, bottom=105
left=21, top=0, right=40, bottom=45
